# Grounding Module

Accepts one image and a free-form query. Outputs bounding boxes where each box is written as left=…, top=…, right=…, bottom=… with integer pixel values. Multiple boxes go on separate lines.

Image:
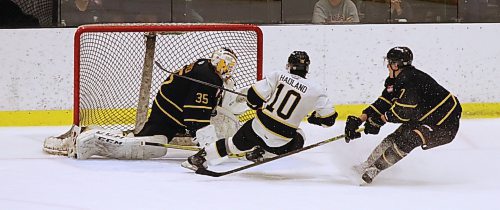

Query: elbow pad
left=246, top=87, right=265, bottom=110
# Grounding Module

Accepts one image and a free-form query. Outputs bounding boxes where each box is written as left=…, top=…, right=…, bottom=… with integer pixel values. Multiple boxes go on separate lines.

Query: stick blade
left=195, top=168, right=225, bottom=177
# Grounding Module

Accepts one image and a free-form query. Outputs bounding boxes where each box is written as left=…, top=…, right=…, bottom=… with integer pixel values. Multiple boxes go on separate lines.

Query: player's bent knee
left=395, top=130, right=422, bottom=153
left=288, top=130, right=305, bottom=151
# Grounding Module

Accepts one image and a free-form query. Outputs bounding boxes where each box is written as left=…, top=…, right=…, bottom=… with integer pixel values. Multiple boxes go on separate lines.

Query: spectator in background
left=359, top=0, right=412, bottom=23
left=0, top=0, right=40, bottom=28
left=388, top=0, right=413, bottom=22
left=312, top=0, right=360, bottom=23
left=71, top=0, right=111, bottom=24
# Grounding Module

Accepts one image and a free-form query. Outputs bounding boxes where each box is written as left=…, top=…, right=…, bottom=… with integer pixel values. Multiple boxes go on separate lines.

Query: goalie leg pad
left=193, top=125, right=218, bottom=147
left=43, top=125, right=82, bottom=155
left=74, top=129, right=168, bottom=160
left=211, top=106, right=240, bottom=139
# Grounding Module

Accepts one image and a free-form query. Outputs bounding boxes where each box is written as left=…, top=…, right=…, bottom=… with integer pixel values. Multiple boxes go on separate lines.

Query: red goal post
left=73, top=23, right=263, bottom=132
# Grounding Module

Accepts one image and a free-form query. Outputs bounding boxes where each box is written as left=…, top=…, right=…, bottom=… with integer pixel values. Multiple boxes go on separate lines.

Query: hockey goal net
left=43, top=23, right=262, bottom=155
left=74, top=23, right=262, bottom=132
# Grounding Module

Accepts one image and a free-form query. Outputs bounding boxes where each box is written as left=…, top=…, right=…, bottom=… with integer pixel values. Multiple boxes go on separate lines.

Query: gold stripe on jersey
left=262, top=109, right=298, bottom=129
left=389, top=106, right=411, bottom=122
left=418, top=93, right=452, bottom=122
left=183, top=105, right=213, bottom=110
left=184, top=119, right=210, bottom=123
left=159, top=89, right=183, bottom=112
left=437, top=95, right=458, bottom=125
left=154, top=98, right=185, bottom=127
left=379, top=96, right=392, bottom=105
left=394, top=101, right=417, bottom=108
left=251, top=86, right=267, bottom=101
left=255, top=115, right=292, bottom=140
left=256, top=110, right=297, bottom=139
left=369, top=104, right=383, bottom=115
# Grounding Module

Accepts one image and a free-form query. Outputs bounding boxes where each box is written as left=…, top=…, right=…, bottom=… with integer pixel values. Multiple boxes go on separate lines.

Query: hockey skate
left=361, top=166, right=381, bottom=184
left=181, top=149, right=208, bottom=171
left=353, top=161, right=370, bottom=174
left=244, top=146, right=265, bottom=163
left=346, top=161, right=370, bottom=186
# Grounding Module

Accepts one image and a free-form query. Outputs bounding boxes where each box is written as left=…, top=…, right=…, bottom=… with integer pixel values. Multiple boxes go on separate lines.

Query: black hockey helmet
left=288, top=51, right=310, bottom=77
left=386, top=46, right=413, bottom=67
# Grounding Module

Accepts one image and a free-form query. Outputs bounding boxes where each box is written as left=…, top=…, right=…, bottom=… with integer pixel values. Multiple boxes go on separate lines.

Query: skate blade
left=346, top=165, right=369, bottom=186
left=181, top=161, right=198, bottom=172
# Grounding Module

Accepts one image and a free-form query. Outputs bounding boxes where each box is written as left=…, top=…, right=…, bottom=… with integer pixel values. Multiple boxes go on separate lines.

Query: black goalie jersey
left=146, top=59, right=223, bottom=135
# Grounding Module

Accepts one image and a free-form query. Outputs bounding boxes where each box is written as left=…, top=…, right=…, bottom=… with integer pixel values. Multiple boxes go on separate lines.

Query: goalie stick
left=143, top=141, right=246, bottom=159
left=154, top=61, right=247, bottom=97
left=142, top=141, right=200, bottom=151
left=195, top=128, right=365, bottom=177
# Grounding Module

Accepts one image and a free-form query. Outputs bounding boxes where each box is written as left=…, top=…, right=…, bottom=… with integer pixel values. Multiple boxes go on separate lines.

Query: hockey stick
left=154, top=61, right=247, bottom=97
left=142, top=141, right=201, bottom=151
left=142, top=141, right=246, bottom=158
left=195, top=128, right=365, bottom=177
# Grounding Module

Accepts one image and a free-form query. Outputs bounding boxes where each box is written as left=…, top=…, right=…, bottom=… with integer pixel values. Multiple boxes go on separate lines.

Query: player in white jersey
left=182, top=51, right=338, bottom=171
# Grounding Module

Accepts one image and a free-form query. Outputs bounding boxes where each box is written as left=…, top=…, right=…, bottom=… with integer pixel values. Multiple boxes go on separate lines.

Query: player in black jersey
left=136, top=48, right=237, bottom=142
left=345, top=46, right=462, bottom=184
left=66, top=48, right=238, bottom=160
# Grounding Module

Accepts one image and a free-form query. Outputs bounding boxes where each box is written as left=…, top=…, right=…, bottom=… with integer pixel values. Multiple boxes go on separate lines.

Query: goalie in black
left=66, top=48, right=239, bottom=160
left=345, top=46, right=462, bottom=184
left=181, top=51, right=339, bottom=172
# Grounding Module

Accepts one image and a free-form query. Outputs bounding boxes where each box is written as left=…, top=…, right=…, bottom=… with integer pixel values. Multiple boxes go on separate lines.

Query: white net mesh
left=75, top=23, right=262, bottom=131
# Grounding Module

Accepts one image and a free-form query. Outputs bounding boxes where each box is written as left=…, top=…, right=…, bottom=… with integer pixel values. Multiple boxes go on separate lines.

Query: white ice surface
left=1, top=119, right=499, bottom=210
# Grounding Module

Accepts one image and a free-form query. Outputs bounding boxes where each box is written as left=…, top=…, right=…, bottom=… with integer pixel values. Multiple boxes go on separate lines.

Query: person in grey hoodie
left=312, top=0, right=360, bottom=23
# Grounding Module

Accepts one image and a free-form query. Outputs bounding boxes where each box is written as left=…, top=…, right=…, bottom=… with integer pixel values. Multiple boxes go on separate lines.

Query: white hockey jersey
left=250, top=71, right=336, bottom=146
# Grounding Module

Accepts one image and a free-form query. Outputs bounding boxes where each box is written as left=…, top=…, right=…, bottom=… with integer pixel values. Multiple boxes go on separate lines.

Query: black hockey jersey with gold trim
left=364, top=66, right=461, bottom=126
left=147, top=59, right=223, bottom=132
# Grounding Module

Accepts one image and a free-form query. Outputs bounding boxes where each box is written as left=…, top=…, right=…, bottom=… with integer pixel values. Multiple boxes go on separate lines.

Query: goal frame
left=73, top=24, right=263, bottom=127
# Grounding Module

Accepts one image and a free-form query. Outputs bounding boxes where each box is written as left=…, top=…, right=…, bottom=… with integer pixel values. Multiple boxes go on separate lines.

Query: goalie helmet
left=211, top=48, right=237, bottom=79
left=386, top=46, right=413, bottom=67
left=287, top=51, right=310, bottom=78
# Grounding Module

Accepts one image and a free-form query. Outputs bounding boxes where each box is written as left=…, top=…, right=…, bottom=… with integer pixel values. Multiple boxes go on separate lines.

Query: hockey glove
left=186, top=128, right=197, bottom=137
left=307, top=112, right=322, bottom=126
left=345, top=116, right=363, bottom=143
left=363, top=116, right=385, bottom=135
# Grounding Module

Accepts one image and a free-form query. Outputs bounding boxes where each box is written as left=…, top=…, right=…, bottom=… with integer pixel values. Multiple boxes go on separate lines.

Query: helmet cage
left=211, top=48, right=237, bottom=79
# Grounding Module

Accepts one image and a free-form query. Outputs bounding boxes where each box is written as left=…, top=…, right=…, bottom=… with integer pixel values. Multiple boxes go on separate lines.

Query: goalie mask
left=211, top=48, right=237, bottom=79
left=385, top=46, right=413, bottom=68
left=287, top=51, right=310, bottom=78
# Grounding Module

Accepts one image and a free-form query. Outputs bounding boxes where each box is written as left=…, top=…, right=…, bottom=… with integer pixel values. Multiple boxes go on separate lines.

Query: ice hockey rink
left=0, top=119, right=499, bottom=210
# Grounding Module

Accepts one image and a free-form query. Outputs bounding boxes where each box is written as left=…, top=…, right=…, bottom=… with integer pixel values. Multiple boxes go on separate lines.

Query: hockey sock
left=365, top=136, right=394, bottom=166
left=373, top=143, right=408, bottom=171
